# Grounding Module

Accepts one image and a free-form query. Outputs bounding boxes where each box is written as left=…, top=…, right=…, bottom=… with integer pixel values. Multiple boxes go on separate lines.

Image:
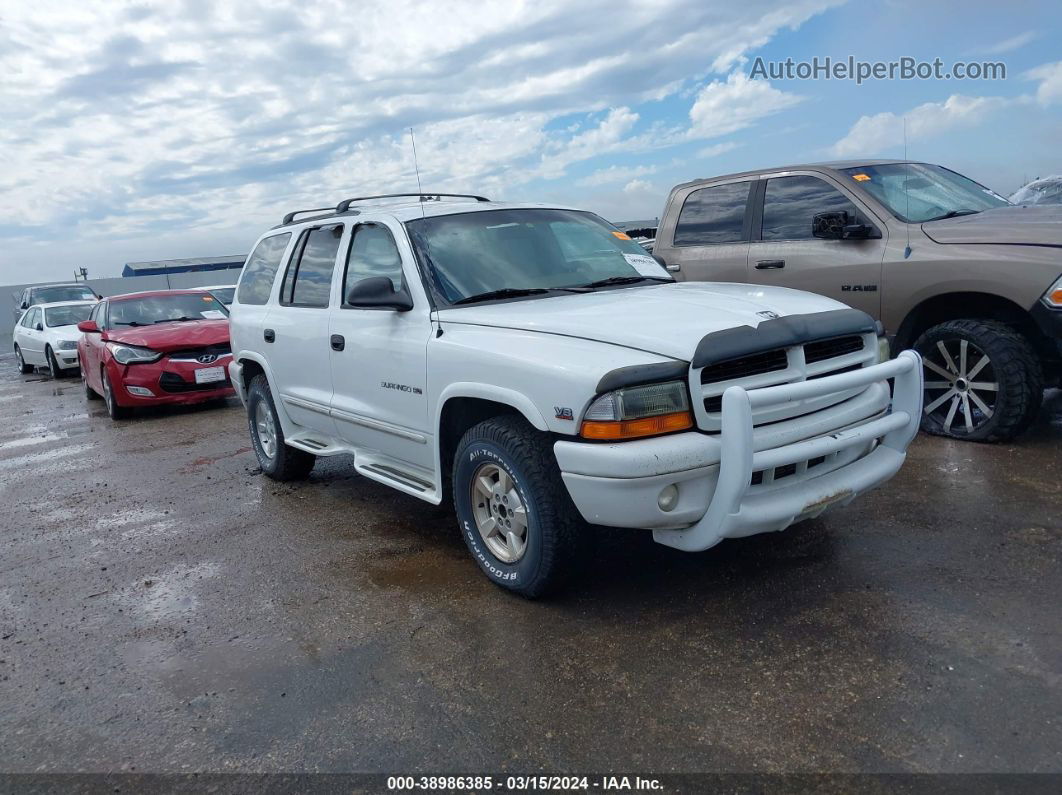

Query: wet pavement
left=0, top=351, right=1059, bottom=774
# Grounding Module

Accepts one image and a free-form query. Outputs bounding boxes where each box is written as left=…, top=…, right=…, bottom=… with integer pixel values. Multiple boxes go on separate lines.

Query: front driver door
left=748, top=173, right=886, bottom=319
left=328, top=221, right=433, bottom=470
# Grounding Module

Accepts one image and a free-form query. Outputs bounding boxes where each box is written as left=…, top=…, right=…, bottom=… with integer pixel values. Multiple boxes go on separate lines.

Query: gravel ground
left=0, top=351, right=1059, bottom=774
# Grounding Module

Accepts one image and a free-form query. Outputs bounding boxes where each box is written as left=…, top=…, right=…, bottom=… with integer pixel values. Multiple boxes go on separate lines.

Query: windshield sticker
left=623, top=253, right=669, bottom=278
left=852, top=173, right=871, bottom=182
left=611, top=231, right=632, bottom=240
left=200, top=310, right=226, bottom=319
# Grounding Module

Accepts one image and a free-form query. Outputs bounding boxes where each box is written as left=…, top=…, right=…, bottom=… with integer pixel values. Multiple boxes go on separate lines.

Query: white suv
left=228, top=194, right=923, bottom=597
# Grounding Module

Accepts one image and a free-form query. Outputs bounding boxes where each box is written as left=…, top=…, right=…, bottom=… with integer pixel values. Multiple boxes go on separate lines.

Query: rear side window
left=280, top=225, right=343, bottom=308
left=237, top=233, right=291, bottom=305
left=761, top=176, right=861, bottom=241
left=673, top=182, right=751, bottom=246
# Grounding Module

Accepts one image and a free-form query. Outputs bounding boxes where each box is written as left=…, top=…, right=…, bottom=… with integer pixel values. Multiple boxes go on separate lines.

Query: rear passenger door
left=656, top=180, right=753, bottom=282
left=20, top=308, right=45, bottom=363
left=748, top=173, right=886, bottom=318
left=267, top=223, right=344, bottom=435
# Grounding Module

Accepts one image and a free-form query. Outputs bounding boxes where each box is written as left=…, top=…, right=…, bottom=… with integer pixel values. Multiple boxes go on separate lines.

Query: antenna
left=409, top=127, right=424, bottom=193
left=902, top=117, right=912, bottom=260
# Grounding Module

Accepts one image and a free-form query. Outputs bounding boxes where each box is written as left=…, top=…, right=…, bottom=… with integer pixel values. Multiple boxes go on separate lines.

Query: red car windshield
left=108, top=294, right=228, bottom=327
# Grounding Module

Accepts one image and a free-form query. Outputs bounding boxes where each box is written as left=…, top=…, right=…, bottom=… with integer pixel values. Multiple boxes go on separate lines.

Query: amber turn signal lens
left=1049, top=288, right=1062, bottom=307
left=580, top=410, right=694, bottom=440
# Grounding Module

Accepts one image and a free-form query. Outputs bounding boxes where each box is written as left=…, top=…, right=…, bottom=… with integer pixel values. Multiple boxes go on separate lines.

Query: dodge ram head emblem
left=197, top=353, right=218, bottom=364
left=757, top=310, right=780, bottom=320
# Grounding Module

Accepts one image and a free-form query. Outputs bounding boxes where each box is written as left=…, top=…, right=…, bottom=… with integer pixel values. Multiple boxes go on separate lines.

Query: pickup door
left=747, top=173, right=886, bottom=318
left=657, top=180, right=754, bottom=283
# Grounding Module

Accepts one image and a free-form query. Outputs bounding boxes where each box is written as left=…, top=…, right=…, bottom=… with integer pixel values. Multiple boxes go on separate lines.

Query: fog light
left=127, top=385, right=153, bottom=397
left=657, top=484, right=679, bottom=512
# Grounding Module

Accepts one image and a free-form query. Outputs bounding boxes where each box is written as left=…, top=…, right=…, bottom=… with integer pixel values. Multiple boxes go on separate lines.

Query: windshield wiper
left=153, top=316, right=197, bottom=324
left=114, top=321, right=148, bottom=327
left=575, top=275, right=673, bottom=289
left=452, top=288, right=552, bottom=305
left=924, top=209, right=981, bottom=222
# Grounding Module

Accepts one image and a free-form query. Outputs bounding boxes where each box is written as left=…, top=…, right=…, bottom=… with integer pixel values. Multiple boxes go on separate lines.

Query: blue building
left=122, top=255, right=247, bottom=278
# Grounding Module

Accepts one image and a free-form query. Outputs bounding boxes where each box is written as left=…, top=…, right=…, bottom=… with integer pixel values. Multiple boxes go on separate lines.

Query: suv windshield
left=208, top=287, right=236, bottom=305
left=44, top=304, right=93, bottom=328
left=841, top=163, right=1010, bottom=223
left=406, top=208, right=670, bottom=304
left=33, top=285, right=96, bottom=303
left=109, top=293, right=228, bottom=326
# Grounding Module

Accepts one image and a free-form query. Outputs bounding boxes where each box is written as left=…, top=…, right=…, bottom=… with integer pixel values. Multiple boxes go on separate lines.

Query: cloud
left=697, top=141, right=739, bottom=159
left=577, top=164, right=657, bottom=187
left=0, top=0, right=841, bottom=278
left=975, top=30, right=1036, bottom=56
left=622, top=178, right=654, bottom=194
left=1026, top=60, right=1062, bottom=106
left=687, top=72, right=802, bottom=140
left=830, top=94, right=1011, bottom=157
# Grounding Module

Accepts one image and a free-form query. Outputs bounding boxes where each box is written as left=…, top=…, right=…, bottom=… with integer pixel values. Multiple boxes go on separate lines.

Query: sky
left=1, top=0, right=1060, bottom=283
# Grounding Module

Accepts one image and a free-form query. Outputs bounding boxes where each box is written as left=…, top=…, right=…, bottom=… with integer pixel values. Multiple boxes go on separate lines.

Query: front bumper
left=55, top=349, right=81, bottom=368
left=554, top=351, right=923, bottom=552
left=108, top=357, right=236, bottom=407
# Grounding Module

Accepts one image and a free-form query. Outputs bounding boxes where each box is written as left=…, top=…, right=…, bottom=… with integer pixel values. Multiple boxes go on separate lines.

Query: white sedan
left=13, top=300, right=96, bottom=377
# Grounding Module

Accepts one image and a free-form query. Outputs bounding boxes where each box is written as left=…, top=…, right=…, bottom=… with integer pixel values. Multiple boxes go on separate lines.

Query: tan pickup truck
left=653, top=160, right=1062, bottom=442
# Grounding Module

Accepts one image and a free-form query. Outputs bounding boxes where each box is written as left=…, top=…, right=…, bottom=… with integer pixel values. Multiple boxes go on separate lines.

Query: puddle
left=118, top=560, right=220, bottom=622
left=363, top=547, right=478, bottom=595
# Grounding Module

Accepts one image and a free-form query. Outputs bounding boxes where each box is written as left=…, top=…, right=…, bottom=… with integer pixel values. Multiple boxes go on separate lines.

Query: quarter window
left=237, top=233, right=291, bottom=305
left=673, top=182, right=751, bottom=246
left=343, top=224, right=405, bottom=302
left=281, top=225, right=343, bottom=308
left=761, top=176, right=861, bottom=241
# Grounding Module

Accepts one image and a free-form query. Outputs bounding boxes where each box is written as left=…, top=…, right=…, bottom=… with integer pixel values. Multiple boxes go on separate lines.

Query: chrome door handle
left=665, top=263, right=682, bottom=272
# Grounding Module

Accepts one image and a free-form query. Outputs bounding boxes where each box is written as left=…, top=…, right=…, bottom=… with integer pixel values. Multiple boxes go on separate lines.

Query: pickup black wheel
left=247, top=374, right=315, bottom=481
left=915, top=319, right=1043, bottom=442
left=14, top=345, right=33, bottom=374
left=453, top=415, right=588, bottom=598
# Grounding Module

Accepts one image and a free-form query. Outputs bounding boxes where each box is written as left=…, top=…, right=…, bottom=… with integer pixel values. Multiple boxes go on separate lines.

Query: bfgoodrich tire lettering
left=453, top=415, right=588, bottom=598
left=247, top=374, right=316, bottom=481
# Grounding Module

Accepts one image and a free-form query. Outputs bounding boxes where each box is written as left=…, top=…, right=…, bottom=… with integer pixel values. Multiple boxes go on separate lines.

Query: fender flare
left=233, top=352, right=299, bottom=439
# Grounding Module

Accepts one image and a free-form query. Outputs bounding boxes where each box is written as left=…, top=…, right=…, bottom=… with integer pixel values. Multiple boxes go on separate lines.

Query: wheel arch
left=235, top=353, right=299, bottom=438
left=894, top=291, right=1050, bottom=358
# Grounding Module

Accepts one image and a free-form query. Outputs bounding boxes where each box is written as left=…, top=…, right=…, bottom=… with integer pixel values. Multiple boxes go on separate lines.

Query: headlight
left=57, top=340, right=78, bottom=350
left=581, top=380, right=693, bottom=440
left=1043, top=275, right=1062, bottom=308
left=106, top=342, right=162, bottom=364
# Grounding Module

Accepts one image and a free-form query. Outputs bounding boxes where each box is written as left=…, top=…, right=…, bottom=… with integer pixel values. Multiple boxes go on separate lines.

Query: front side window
left=281, top=225, right=342, bottom=308
left=108, top=294, right=228, bottom=327
left=840, top=163, right=1010, bottom=223
left=237, top=233, right=291, bottom=305
left=761, top=176, right=862, bottom=241
left=673, top=182, right=752, bottom=246
left=405, top=208, right=669, bottom=305
left=23, top=308, right=40, bottom=328
left=344, top=224, right=404, bottom=301
left=44, top=304, right=93, bottom=328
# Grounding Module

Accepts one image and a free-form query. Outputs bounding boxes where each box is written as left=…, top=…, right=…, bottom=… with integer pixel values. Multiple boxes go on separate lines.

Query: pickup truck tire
left=247, top=374, right=316, bottom=481
left=914, top=319, right=1043, bottom=442
left=453, top=416, right=587, bottom=598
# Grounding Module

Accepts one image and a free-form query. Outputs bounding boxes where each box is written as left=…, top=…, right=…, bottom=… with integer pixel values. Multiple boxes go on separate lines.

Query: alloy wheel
left=922, top=338, right=999, bottom=436
left=16, top=348, right=25, bottom=373
left=254, top=400, right=277, bottom=459
left=470, top=462, right=528, bottom=563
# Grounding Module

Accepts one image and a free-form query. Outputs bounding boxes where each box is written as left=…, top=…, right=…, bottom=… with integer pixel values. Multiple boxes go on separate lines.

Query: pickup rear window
left=673, top=182, right=751, bottom=246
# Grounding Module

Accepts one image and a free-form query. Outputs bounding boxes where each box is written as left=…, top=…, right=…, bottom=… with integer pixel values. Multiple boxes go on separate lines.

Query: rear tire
left=915, top=319, right=1042, bottom=442
left=101, top=367, right=131, bottom=420
left=247, top=374, right=315, bottom=481
left=452, top=415, right=589, bottom=598
left=14, top=346, right=33, bottom=374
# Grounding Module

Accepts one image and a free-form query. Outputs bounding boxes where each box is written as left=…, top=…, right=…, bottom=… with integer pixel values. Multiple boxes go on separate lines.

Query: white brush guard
left=650, top=350, right=923, bottom=551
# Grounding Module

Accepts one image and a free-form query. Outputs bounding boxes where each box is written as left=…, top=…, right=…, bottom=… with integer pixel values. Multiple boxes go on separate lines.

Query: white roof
left=30, top=300, right=98, bottom=310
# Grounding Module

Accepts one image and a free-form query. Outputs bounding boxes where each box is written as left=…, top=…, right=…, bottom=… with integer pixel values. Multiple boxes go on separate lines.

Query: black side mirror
left=345, top=277, right=413, bottom=311
left=20, top=301, right=28, bottom=310
left=35, top=323, right=43, bottom=331
left=813, top=211, right=879, bottom=240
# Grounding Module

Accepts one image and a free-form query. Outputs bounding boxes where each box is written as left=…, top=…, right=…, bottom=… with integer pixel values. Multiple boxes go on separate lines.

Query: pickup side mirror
left=813, top=211, right=880, bottom=240
left=77, top=320, right=100, bottom=333
left=345, top=277, right=413, bottom=312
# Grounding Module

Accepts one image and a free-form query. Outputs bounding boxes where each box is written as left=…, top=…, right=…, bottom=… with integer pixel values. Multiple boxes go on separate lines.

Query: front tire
left=915, top=319, right=1042, bottom=442
left=101, top=367, right=130, bottom=420
left=14, top=346, right=33, bottom=374
left=453, top=415, right=588, bottom=598
left=247, top=374, right=315, bottom=481
left=46, top=346, right=62, bottom=379
left=83, top=362, right=101, bottom=400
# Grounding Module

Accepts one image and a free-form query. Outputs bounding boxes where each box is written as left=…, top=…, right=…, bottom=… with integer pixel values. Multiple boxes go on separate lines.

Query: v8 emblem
left=554, top=406, right=574, bottom=421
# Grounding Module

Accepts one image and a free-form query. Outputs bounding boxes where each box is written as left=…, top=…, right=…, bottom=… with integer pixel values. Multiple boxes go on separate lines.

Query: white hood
left=436, top=281, right=850, bottom=362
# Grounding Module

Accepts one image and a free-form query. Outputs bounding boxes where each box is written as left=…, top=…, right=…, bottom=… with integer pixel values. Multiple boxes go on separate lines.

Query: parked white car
left=13, top=300, right=96, bottom=377
left=228, top=194, right=923, bottom=597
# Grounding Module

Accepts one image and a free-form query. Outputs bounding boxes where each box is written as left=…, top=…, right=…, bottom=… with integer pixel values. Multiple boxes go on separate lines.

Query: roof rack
left=281, top=207, right=337, bottom=225
left=334, top=193, right=490, bottom=214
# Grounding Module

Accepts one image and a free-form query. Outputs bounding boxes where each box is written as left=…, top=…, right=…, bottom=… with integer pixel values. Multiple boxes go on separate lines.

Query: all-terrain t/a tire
left=247, top=374, right=316, bottom=481
left=453, top=415, right=589, bottom=598
left=915, top=319, right=1043, bottom=442
left=14, top=346, right=33, bottom=374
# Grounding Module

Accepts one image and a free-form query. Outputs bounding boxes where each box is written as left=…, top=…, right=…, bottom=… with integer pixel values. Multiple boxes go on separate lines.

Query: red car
left=77, top=290, right=236, bottom=420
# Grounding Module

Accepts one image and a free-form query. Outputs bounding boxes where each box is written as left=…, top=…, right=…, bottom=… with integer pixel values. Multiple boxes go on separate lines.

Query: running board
left=356, top=458, right=439, bottom=503
left=286, top=433, right=345, bottom=456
